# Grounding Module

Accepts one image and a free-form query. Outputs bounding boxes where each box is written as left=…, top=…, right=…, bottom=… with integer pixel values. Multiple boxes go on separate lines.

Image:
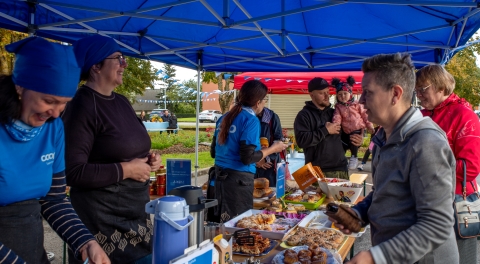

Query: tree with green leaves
left=202, top=72, right=237, bottom=113
left=155, top=64, right=198, bottom=114
left=117, top=57, right=159, bottom=103
left=445, top=39, right=480, bottom=107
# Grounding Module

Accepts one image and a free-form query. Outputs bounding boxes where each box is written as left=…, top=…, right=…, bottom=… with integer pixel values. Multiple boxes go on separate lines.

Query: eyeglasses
left=262, top=97, right=269, bottom=102
left=415, top=84, right=431, bottom=95
left=105, top=55, right=126, bottom=66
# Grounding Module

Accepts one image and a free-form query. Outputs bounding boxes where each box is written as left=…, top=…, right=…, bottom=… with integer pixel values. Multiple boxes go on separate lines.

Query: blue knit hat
left=6, top=37, right=80, bottom=97
left=74, top=35, right=120, bottom=74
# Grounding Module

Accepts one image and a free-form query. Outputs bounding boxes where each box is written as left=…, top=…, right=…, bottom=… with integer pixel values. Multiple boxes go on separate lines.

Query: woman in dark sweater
left=62, top=35, right=161, bottom=264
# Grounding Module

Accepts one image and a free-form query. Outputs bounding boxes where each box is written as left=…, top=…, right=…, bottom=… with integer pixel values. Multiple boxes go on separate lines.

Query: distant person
left=254, top=106, right=283, bottom=187
left=209, top=80, right=287, bottom=223
left=167, top=112, right=178, bottom=134
left=63, top=35, right=161, bottom=263
left=162, top=110, right=171, bottom=123
left=294, top=77, right=363, bottom=180
left=416, top=64, right=480, bottom=264
left=139, top=110, right=147, bottom=121
left=332, top=76, right=375, bottom=170
left=0, top=37, right=109, bottom=263
left=332, top=53, right=459, bottom=264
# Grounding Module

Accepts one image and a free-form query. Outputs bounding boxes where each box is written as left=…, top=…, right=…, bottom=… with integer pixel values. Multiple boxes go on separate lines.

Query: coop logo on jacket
left=41, top=152, right=55, bottom=164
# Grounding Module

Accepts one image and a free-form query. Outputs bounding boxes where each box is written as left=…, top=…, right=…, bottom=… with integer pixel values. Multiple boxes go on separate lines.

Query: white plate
left=271, top=246, right=342, bottom=264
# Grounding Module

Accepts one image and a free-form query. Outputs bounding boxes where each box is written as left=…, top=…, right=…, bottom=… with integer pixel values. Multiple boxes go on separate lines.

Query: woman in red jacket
left=416, top=64, right=480, bottom=264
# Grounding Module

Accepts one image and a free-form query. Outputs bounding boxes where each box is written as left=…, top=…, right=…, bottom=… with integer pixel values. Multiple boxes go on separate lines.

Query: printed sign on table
left=166, top=159, right=192, bottom=194
left=276, top=162, right=286, bottom=198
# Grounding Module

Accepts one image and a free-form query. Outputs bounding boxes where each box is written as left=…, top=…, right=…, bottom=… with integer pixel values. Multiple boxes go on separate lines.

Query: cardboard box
left=213, top=235, right=232, bottom=264
left=327, top=182, right=363, bottom=204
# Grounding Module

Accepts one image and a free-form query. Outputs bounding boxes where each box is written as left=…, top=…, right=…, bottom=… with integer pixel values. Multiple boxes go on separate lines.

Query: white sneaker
left=348, top=157, right=358, bottom=170
left=357, top=163, right=364, bottom=171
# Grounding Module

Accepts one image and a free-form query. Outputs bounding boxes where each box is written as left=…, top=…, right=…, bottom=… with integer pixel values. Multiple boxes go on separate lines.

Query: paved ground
left=43, top=162, right=480, bottom=263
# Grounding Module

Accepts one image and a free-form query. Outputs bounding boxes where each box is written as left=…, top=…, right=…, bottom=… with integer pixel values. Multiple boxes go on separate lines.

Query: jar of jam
left=158, top=165, right=166, bottom=174
left=150, top=180, right=157, bottom=195
left=156, top=174, right=166, bottom=185
left=157, top=184, right=166, bottom=196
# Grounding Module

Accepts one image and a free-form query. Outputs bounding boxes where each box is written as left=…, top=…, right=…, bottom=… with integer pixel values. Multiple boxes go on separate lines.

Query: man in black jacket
left=294, top=77, right=362, bottom=180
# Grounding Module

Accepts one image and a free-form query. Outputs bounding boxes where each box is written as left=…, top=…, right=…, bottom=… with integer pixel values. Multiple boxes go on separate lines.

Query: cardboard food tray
left=224, top=209, right=302, bottom=240
left=281, top=193, right=326, bottom=210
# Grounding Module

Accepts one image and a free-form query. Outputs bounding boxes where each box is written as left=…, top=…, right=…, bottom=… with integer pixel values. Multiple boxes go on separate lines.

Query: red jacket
left=421, top=93, right=480, bottom=195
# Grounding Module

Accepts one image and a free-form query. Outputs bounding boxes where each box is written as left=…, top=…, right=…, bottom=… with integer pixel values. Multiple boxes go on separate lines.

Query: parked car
left=199, top=110, right=222, bottom=123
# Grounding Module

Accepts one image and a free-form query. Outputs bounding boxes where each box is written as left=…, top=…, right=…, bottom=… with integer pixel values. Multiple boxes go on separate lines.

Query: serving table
left=232, top=196, right=365, bottom=263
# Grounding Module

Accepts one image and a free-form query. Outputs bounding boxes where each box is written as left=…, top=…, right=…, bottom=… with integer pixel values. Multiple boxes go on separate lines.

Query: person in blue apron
left=0, top=37, right=109, bottom=263
left=209, top=80, right=288, bottom=223
left=62, top=35, right=161, bottom=264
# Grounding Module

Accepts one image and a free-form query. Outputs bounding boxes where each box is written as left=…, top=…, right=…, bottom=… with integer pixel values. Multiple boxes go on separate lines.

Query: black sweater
left=294, top=101, right=347, bottom=172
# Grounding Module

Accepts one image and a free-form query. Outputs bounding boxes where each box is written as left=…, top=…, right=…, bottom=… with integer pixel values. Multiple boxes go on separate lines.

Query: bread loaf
left=254, top=178, right=269, bottom=188
left=253, top=188, right=266, bottom=198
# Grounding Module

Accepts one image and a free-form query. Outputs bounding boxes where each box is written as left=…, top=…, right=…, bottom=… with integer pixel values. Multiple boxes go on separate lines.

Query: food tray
left=271, top=246, right=342, bottom=264
left=297, top=211, right=367, bottom=238
left=224, top=210, right=305, bottom=240
left=232, top=240, right=279, bottom=256
left=281, top=193, right=326, bottom=210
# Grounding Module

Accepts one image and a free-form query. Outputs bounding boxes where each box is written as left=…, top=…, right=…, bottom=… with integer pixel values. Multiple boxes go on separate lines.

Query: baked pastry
left=308, top=244, right=322, bottom=256
left=264, top=187, right=273, bottom=195
left=253, top=188, right=266, bottom=198
left=283, top=252, right=298, bottom=264
left=325, top=203, right=364, bottom=233
left=293, top=204, right=306, bottom=211
left=285, top=249, right=296, bottom=255
left=285, top=193, right=302, bottom=202
left=298, top=249, right=312, bottom=258
left=285, top=234, right=301, bottom=246
left=299, top=258, right=311, bottom=264
left=311, top=251, right=328, bottom=264
left=254, top=178, right=269, bottom=188
left=271, top=199, right=283, bottom=208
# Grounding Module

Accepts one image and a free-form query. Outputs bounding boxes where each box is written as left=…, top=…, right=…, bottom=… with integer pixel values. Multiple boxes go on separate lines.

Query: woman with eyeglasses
left=208, top=80, right=288, bottom=223
left=0, top=37, right=110, bottom=263
left=62, top=35, right=161, bottom=263
left=416, top=64, right=480, bottom=264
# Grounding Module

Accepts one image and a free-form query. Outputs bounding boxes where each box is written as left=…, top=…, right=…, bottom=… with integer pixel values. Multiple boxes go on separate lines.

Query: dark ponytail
left=0, top=75, right=21, bottom=124
left=217, top=80, right=267, bottom=145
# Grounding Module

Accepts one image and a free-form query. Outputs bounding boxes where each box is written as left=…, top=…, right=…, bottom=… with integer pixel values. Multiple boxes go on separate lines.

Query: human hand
left=121, top=157, right=151, bottom=182
left=271, top=141, right=288, bottom=153
left=325, top=122, right=341, bottom=134
left=148, top=152, right=162, bottom=172
left=367, top=127, right=375, bottom=135
left=327, top=216, right=353, bottom=235
left=345, top=250, right=374, bottom=264
left=79, top=240, right=110, bottom=264
left=350, top=134, right=363, bottom=147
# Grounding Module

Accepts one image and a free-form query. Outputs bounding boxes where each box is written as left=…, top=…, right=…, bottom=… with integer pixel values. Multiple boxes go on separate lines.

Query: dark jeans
left=341, top=129, right=362, bottom=157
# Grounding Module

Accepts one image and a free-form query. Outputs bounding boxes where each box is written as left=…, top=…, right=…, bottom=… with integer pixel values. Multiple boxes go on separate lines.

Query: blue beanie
left=74, top=35, right=120, bottom=74
left=6, top=37, right=80, bottom=97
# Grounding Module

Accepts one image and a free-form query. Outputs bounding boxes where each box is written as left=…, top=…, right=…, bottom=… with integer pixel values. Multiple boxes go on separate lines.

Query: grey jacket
left=353, top=107, right=459, bottom=264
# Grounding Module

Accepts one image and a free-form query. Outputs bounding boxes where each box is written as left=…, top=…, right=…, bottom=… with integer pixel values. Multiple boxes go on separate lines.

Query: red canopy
left=233, top=72, right=364, bottom=95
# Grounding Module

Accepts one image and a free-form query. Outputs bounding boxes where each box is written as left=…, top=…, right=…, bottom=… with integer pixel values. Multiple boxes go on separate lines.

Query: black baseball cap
left=308, top=77, right=329, bottom=92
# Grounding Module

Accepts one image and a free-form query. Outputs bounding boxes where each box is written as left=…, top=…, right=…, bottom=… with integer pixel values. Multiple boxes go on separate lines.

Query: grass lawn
left=178, top=117, right=197, bottom=122
left=162, top=151, right=214, bottom=170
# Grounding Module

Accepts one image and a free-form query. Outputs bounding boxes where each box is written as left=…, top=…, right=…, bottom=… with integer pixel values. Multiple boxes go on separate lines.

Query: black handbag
left=453, top=160, right=480, bottom=239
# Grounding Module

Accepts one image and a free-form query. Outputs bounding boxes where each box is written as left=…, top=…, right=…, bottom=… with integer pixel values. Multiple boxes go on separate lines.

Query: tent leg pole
left=194, top=56, right=202, bottom=186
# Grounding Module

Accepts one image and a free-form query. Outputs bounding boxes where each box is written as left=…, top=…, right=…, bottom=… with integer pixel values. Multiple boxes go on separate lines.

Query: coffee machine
left=168, top=186, right=217, bottom=246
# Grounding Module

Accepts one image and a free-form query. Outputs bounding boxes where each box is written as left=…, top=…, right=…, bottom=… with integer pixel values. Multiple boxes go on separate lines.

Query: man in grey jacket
left=332, top=53, right=459, bottom=264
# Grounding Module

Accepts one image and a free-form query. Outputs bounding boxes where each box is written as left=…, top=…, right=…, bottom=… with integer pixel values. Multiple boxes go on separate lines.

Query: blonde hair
left=415, top=64, right=455, bottom=96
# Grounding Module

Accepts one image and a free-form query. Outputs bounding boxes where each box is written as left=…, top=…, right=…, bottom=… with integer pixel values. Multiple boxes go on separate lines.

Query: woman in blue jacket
left=210, top=80, right=287, bottom=223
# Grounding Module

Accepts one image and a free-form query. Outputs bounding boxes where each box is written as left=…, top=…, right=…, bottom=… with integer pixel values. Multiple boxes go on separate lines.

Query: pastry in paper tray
left=325, top=203, right=364, bottom=233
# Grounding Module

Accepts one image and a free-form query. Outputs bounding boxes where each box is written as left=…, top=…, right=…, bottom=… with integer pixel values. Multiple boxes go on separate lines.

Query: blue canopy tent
left=1, top=0, right=480, bottom=181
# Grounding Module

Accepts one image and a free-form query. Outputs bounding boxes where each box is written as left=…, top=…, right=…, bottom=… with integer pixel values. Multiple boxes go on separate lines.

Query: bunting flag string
left=136, top=97, right=219, bottom=104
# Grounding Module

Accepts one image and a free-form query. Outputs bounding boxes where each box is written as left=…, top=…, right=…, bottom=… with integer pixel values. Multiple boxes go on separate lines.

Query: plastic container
left=282, top=193, right=326, bottom=210
left=145, top=196, right=194, bottom=264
